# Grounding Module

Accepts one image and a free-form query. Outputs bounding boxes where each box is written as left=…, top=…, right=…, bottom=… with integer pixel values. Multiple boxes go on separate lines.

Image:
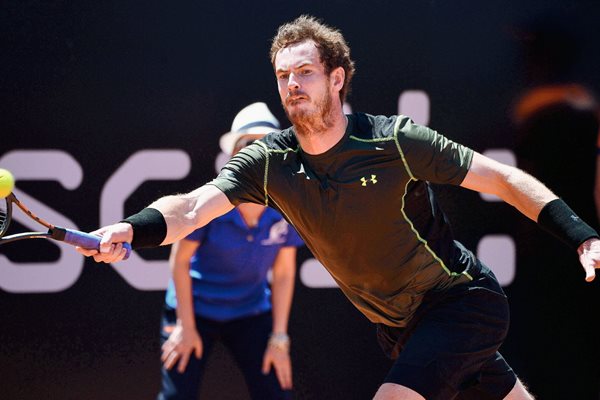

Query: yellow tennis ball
left=0, top=168, right=15, bottom=199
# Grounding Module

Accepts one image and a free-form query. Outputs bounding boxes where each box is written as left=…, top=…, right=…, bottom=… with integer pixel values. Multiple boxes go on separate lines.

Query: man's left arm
left=460, top=151, right=600, bottom=281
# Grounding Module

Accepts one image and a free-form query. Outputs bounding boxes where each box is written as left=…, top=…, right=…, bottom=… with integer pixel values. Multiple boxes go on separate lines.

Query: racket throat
left=49, top=226, right=67, bottom=241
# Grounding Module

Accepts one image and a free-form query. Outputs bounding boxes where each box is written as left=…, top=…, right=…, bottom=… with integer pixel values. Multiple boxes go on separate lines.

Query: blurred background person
left=509, top=16, right=600, bottom=399
left=511, top=16, right=600, bottom=226
left=158, top=102, right=304, bottom=400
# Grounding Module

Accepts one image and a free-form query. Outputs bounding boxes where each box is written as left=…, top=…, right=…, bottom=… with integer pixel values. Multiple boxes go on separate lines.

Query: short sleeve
left=395, top=116, right=473, bottom=185
left=283, top=224, right=304, bottom=248
left=207, top=142, right=268, bottom=206
left=185, top=227, right=205, bottom=243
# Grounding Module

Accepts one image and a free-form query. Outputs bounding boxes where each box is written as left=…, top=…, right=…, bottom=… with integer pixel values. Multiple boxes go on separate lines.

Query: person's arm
left=460, top=152, right=557, bottom=220
left=150, top=185, right=234, bottom=244
left=261, top=246, right=297, bottom=390
left=161, top=238, right=203, bottom=373
left=77, top=184, right=234, bottom=263
left=461, top=151, right=600, bottom=281
left=270, top=246, right=296, bottom=336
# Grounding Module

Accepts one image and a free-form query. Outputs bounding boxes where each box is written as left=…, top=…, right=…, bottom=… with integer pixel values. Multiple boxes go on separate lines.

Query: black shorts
left=376, top=263, right=517, bottom=400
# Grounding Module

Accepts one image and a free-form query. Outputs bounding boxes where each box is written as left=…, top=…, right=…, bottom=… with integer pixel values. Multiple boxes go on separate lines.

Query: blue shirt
left=165, top=207, right=303, bottom=321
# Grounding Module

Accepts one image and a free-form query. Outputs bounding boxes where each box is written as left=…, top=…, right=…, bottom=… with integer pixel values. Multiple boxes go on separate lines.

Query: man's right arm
left=77, top=184, right=234, bottom=263
left=150, top=184, right=234, bottom=244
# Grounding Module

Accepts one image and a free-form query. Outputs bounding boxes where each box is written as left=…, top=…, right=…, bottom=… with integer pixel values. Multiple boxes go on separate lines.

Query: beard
left=283, top=86, right=335, bottom=138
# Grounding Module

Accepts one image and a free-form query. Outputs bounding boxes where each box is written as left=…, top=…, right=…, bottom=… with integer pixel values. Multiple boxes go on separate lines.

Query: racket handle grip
left=58, top=228, right=132, bottom=260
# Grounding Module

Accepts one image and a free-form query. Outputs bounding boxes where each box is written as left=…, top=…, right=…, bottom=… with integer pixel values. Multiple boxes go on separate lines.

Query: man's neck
left=296, top=110, right=348, bottom=155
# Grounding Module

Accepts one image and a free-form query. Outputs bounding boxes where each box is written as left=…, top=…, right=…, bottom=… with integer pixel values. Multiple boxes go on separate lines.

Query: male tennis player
left=79, top=15, right=600, bottom=400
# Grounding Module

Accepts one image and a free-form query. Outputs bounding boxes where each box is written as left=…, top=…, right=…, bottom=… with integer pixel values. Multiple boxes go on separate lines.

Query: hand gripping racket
left=0, top=192, right=131, bottom=259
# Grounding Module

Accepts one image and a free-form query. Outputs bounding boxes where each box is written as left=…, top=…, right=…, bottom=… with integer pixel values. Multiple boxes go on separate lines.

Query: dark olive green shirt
left=209, top=113, right=476, bottom=327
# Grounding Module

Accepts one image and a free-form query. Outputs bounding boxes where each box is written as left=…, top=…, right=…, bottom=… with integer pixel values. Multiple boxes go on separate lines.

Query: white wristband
left=268, top=332, right=290, bottom=352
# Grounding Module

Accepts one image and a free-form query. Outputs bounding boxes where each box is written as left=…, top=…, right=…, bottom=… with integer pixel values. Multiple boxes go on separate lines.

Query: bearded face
left=283, top=77, right=335, bottom=135
left=275, top=41, right=339, bottom=136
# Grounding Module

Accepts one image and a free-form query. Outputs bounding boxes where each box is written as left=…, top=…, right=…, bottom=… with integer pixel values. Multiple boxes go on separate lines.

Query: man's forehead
left=275, top=40, right=320, bottom=69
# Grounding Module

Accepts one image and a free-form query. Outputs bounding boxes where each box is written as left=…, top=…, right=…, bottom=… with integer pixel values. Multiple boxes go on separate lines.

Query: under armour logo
left=361, top=175, right=378, bottom=186
left=570, top=215, right=580, bottom=222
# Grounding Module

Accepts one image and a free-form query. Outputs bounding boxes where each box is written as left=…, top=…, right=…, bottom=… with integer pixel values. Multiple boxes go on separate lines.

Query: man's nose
left=287, top=73, right=300, bottom=90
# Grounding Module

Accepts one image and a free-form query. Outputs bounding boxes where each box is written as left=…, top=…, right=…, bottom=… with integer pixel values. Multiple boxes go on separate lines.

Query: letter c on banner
left=100, top=150, right=191, bottom=290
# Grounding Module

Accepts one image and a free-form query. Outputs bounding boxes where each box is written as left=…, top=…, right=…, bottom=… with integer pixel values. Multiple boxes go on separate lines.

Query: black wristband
left=120, top=208, right=167, bottom=249
left=537, top=199, right=599, bottom=250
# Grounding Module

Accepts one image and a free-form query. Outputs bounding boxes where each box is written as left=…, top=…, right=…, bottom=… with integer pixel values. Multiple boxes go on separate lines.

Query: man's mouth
left=287, top=92, right=308, bottom=104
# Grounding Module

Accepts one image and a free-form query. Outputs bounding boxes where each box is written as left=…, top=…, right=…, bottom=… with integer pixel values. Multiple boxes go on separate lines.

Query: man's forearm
left=124, top=185, right=234, bottom=248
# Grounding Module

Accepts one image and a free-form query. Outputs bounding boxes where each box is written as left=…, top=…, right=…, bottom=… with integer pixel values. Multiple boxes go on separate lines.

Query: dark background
left=2, top=1, right=600, bottom=399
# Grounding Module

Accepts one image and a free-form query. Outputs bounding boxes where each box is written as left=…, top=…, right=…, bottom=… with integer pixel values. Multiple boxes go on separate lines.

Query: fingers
left=162, top=350, right=181, bottom=371
left=583, top=262, right=596, bottom=282
left=161, top=339, right=183, bottom=371
left=161, top=349, right=176, bottom=367
left=161, top=329, right=203, bottom=373
left=263, top=348, right=293, bottom=390
left=275, top=363, right=292, bottom=389
left=261, top=353, right=271, bottom=375
left=274, top=356, right=292, bottom=390
left=75, top=246, right=98, bottom=257
left=161, top=339, right=174, bottom=363
left=76, top=223, right=133, bottom=263
left=194, top=342, right=203, bottom=359
left=175, top=340, right=203, bottom=373
left=94, top=243, right=127, bottom=264
left=578, top=241, right=599, bottom=282
left=76, top=243, right=126, bottom=263
left=177, top=351, right=191, bottom=373
left=99, top=235, right=115, bottom=255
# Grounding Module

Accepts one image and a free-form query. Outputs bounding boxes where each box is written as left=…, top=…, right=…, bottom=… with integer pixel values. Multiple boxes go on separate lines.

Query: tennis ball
left=0, top=168, right=15, bottom=199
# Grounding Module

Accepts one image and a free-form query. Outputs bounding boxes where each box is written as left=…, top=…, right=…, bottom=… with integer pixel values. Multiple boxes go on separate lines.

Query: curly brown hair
left=270, top=15, right=356, bottom=103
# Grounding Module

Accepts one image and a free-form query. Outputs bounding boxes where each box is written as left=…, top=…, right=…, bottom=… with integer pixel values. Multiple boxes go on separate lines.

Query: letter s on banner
left=100, top=150, right=191, bottom=290
left=0, top=150, right=85, bottom=293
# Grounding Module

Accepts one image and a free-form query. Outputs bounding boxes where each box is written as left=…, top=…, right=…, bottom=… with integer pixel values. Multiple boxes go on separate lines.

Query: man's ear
left=331, top=66, right=345, bottom=92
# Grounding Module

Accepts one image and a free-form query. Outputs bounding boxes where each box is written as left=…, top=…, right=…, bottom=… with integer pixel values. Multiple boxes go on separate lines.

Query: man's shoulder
left=351, top=112, right=404, bottom=140
left=260, top=128, right=300, bottom=153
left=233, top=128, right=298, bottom=164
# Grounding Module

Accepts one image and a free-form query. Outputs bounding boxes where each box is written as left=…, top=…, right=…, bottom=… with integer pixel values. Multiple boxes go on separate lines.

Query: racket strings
left=0, top=200, right=9, bottom=235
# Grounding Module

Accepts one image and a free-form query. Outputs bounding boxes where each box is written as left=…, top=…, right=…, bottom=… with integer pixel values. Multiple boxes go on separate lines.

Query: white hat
left=219, top=102, right=280, bottom=155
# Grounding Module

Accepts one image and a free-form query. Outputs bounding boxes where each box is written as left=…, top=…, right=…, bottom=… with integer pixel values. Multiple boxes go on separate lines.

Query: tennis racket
left=0, top=192, right=131, bottom=259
